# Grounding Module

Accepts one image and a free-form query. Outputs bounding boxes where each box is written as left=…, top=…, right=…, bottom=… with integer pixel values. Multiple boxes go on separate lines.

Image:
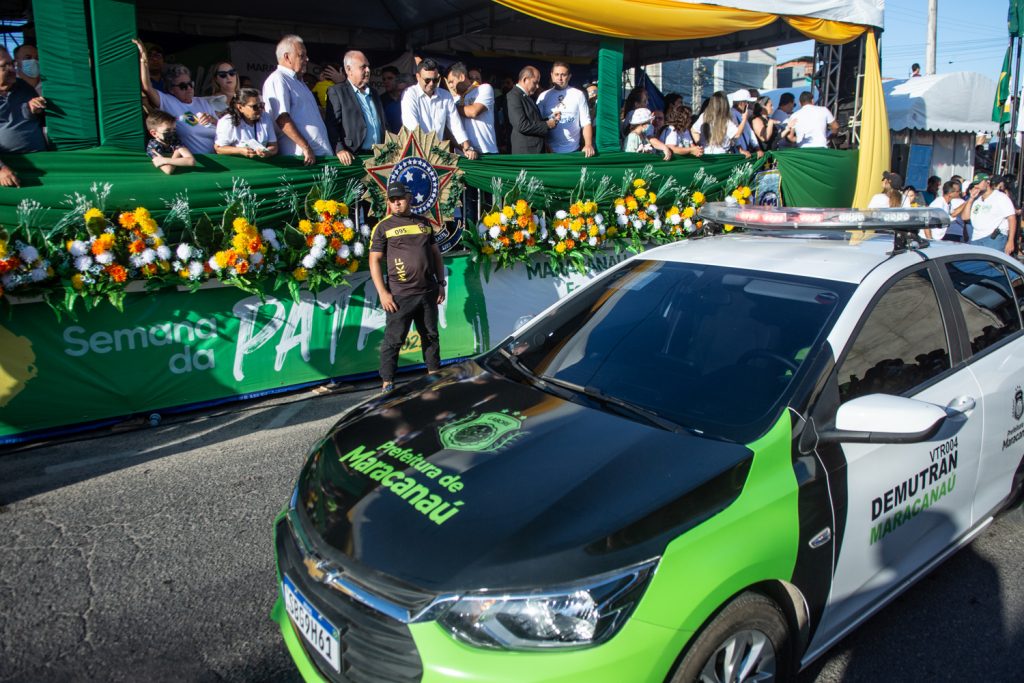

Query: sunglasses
left=171, top=81, right=194, bottom=90
left=243, top=101, right=264, bottom=110
left=216, top=70, right=236, bottom=78
left=421, top=77, right=441, bottom=84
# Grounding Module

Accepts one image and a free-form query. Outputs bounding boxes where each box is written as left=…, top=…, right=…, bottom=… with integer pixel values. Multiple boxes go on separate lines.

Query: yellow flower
left=482, top=214, right=496, bottom=228
left=298, top=219, right=313, bottom=234
left=626, top=197, right=638, bottom=211
left=633, top=178, right=646, bottom=188
left=152, top=237, right=164, bottom=247
left=214, top=251, right=230, bottom=269
left=232, top=234, right=250, bottom=252
left=133, top=207, right=151, bottom=222
left=667, top=206, right=680, bottom=216
left=232, top=216, right=249, bottom=233
left=338, top=202, right=349, bottom=217
left=692, top=191, right=705, bottom=205
left=588, top=225, right=599, bottom=237
left=570, top=218, right=582, bottom=232
left=724, top=224, right=735, bottom=232
left=554, top=242, right=566, bottom=254
left=71, top=274, right=85, bottom=290
left=682, top=206, right=696, bottom=219
left=648, top=192, right=657, bottom=203
left=569, top=202, right=582, bottom=217
left=178, top=269, right=189, bottom=279
left=515, top=199, right=528, bottom=216
left=502, top=206, right=515, bottom=219
left=347, top=259, right=360, bottom=273
left=0, top=240, right=6, bottom=259
left=325, top=200, right=340, bottom=215
left=585, top=201, right=597, bottom=214
left=84, top=207, right=105, bottom=230
left=96, top=233, right=115, bottom=251
left=741, top=186, right=751, bottom=199
left=614, top=198, right=625, bottom=206
left=313, top=199, right=328, bottom=214
left=481, top=245, right=495, bottom=255
left=635, top=188, right=647, bottom=200
left=292, top=267, right=308, bottom=281
left=118, top=212, right=137, bottom=229
left=138, top=218, right=158, bottom=235
left=341, top=228, right=355, bottom=241
left=607, top=227, right=619, bottom=237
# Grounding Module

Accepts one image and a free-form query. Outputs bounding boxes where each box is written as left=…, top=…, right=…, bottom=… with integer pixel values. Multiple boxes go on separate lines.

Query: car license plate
left=282, top=575, right=341, bottom=673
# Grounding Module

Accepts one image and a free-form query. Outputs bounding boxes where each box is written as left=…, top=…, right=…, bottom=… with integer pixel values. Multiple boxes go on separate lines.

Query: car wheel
left=668, top=592, right=793, bottom=683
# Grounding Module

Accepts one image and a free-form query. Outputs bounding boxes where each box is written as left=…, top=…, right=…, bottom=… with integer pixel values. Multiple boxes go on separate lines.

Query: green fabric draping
left=773, top=148, right=858, bottom=208
left=35, top=0, right=99, bottom=149
left=0, top=147, right=858, bottom=234
left=90, top=0, right=145, bottom=150
left=596, top=39, right=624, bottom=153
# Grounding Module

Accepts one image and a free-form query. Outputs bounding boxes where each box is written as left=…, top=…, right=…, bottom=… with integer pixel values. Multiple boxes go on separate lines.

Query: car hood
left=296, top=359, right=753, bottom=592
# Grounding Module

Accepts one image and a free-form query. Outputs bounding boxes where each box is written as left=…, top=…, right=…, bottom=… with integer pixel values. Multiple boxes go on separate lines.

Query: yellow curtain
left=494, top=0, right=866, bottom=43
left=852, top=32, right=890, bottom=209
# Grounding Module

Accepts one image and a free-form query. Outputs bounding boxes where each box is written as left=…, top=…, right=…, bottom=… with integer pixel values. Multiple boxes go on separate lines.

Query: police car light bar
left=697, top=203, right=949, bottom=233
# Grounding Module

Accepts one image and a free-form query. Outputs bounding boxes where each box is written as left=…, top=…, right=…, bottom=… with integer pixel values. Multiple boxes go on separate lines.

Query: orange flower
left=141, top=263, right=157, bottom=277
left=118, top=212, right=137, bottom=229
left=517, top=215, right=530, bottom=228
left=330, top=238, right=342, bottom=250
left=498, top=236, right=510, bottom=247
left=129, top=239, right=146, bottom=254
left=91, top=241, right=107, bottom=256
left=106, top=264, right=128, bottom=283
left=248, top=238, right=262, bottom=253
left=319, top=223, right=332, bottom=236
left=226, top=250, right=239, bottom=266
left=565, top=239, right=576, bottom=250
left=335, top=256, right=348, bottom=266
left=512, top=231, right=525, bottom=243
left=236, top=260, right=250, bottom=274
left=306, top=235, right=316, bottom=247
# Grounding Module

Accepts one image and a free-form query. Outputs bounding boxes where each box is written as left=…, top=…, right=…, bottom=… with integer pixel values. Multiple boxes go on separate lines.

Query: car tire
left=668, top=591, right=793, bottom=683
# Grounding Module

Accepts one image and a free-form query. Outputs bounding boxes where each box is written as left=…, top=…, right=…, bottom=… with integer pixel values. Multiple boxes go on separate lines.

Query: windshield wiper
left=542, top=377, right=690, bottom=434
left=496, top=348, right=577, bottom=401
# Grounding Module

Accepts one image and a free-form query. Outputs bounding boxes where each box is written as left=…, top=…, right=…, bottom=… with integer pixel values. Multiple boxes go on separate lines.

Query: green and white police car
left=271, top=205, right=1024, bottom=682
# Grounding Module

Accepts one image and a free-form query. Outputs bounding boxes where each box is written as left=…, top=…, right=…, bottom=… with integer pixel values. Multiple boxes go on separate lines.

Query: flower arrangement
left=116, top=206, right=172, bottom=279
left=465, top=171, right=546, bottom=271
left=0, top=232, right=53, bottom=298
left=280, top=174, right=367, bottom=296
left=207, top=214, right=278, bottom=285
left=611, top=166, right=680, bottom=250
left=61, top=206, right=138, bottom=311
left=543, top=168, right=619, bottom=272
left=727, top=185, right=752, bottom=206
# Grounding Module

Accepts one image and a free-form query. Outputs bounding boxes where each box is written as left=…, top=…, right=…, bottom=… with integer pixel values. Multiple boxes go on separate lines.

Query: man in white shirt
left=926, top=180, right=969, bottom=241
left=262, top=35, right=331, bottom=165
left=964, top=173, right=1018, bottom=255
left=401, top=58, right=478, bottom=159
left=445, top=62, right=497, bottom=154
left=783, top=91, right=838, bottom=149
left=536, top=62, right=595, bottom=157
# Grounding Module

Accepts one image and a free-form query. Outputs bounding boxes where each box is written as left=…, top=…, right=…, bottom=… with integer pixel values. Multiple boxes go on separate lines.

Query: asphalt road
left=1, top=382, right=1021, bottom=682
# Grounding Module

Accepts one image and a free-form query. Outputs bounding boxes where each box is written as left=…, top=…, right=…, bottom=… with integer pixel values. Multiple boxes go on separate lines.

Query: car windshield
left=498, top=259, right=854, bottom=443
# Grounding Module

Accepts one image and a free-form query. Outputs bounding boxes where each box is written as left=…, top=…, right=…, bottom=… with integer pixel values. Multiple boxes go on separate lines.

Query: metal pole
left=926, top=0, right=938, bottom=75
left=1009, top=36, right=1023, bottom=176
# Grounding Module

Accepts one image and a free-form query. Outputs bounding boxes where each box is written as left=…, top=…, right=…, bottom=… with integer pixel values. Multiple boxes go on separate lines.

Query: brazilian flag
left=994, top=44, right=1012, bottom=125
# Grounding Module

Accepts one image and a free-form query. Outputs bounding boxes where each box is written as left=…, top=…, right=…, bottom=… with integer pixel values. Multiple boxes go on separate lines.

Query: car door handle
left=947, top=395, right=976, bottom=413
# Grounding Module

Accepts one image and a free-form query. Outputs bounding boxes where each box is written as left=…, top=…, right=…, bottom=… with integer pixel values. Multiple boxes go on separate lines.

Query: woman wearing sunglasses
left=134, top=38, right=218, bottom=154
left=214, top=88, right=278, bottom=158
left=203, top=61, right=239, bottom=115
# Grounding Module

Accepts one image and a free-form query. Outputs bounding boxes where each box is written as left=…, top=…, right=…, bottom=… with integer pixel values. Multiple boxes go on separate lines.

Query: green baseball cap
left=973, top=172, right=990, bottom=183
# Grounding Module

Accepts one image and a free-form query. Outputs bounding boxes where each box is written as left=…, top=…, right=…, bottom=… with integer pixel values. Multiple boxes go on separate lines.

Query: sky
left=776, top=0, right=1011, bottom=82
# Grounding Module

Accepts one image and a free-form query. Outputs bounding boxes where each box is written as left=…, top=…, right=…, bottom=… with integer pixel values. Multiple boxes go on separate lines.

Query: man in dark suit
left=324, top=50, right=385, bottom=165
left=506, top=66, right=559, bottom=154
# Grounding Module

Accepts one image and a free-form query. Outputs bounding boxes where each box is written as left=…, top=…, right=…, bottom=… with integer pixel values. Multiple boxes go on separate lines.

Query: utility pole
left=926, top=0, right=937, bottom=75
left=692, top=57, right=702, bottom=106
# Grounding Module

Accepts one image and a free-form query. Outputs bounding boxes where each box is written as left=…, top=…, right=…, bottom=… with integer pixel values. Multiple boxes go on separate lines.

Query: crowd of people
left=868, top=169, right=1020, bottom=256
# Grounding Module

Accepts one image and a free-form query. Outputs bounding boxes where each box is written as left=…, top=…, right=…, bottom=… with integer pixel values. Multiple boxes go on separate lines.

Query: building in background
left=776, top=57, right=814, bottom=88
left=643, top=48, right=777, bottom=105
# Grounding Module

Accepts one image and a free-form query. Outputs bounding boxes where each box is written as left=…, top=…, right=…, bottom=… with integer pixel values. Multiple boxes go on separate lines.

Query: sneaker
left=380, top=382, right=395, bottom=394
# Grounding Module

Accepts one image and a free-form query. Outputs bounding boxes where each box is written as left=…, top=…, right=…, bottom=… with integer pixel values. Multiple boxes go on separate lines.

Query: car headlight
left=437, top=558, right=658, bottom=650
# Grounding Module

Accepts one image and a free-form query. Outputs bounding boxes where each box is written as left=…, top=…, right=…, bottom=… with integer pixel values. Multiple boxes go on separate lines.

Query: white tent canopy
left=884, top=72, right=998, bottom=134
left=702, top=0, right=884, bottom=28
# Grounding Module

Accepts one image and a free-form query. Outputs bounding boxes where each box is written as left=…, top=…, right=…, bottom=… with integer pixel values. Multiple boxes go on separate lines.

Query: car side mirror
left=817, top=393, right=947, bottom=444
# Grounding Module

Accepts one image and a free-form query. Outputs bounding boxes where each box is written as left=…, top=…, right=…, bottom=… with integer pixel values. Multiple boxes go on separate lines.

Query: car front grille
left=275, top=518, right=424, bottom=683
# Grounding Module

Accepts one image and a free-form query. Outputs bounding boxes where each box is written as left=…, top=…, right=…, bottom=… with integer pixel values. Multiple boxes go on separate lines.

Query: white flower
left=540, top=227, right=548, bottom=240
left=684, top=218, right=694, bottom=231
left=588, top=236, right=598, bottom=247
left=594, top=214, right=604, bottom=225
left=631, top=218, right=643, bottom=229
left=338, top=244, right=351, bottom=259
left=538, top=214, right=546, bottom=229
left=598, top=225, right=606, bottom=235
left=18, top=245, right=38, bottom=262
left=360, top=224, right=371, bottom=237
left=250, top=251, right=264, bottom=265
left=616, top=215, right=628, bottom=226
left=653, top=219, right=663, bottom=230
left=141, top=248, right=157, bottom=265
left=172, top=260, right=183, bottom=270
left=69, top=240, right=89, bottom=256
left=228, top=267, right=237, bottom=277
left=208, top=256, right=222, bottom=271
left=30, top=267, right=47, bottom=282
left=498, top=213, right=508, bottom=225
left=343, top=218, right=354, bottom=229
left=95, top=252, right=114, bottom=265
left=669, top=213, right=682, bottom=225
left=310, top=246, right=325, bottom=261
left=555, top=210, right=568, bottom=220
left=648, top=204, right=659, bottom=214
left=188, top=261, right=204, bottom=280
left=615, top=205, right=627, bottom=215
left=261, top=228, right=276, bottom=241
left=478, top=221, right=487, bottom=236
left=176, top=243, right=193, bottom=260
left=130, top=255, right=145, bottom=268
left=156, top=245, right=171, bottom=261
left=353, top=242, right=365, bottom=257
left=555, top=226, right=568, bottom=239
left=301, top=254, right=318, bottom=269
left=488, top=225, right=501, bottom=239
left=725, top=195, right=738, bottom=206
left=312, top=234, right=327, bottom=248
